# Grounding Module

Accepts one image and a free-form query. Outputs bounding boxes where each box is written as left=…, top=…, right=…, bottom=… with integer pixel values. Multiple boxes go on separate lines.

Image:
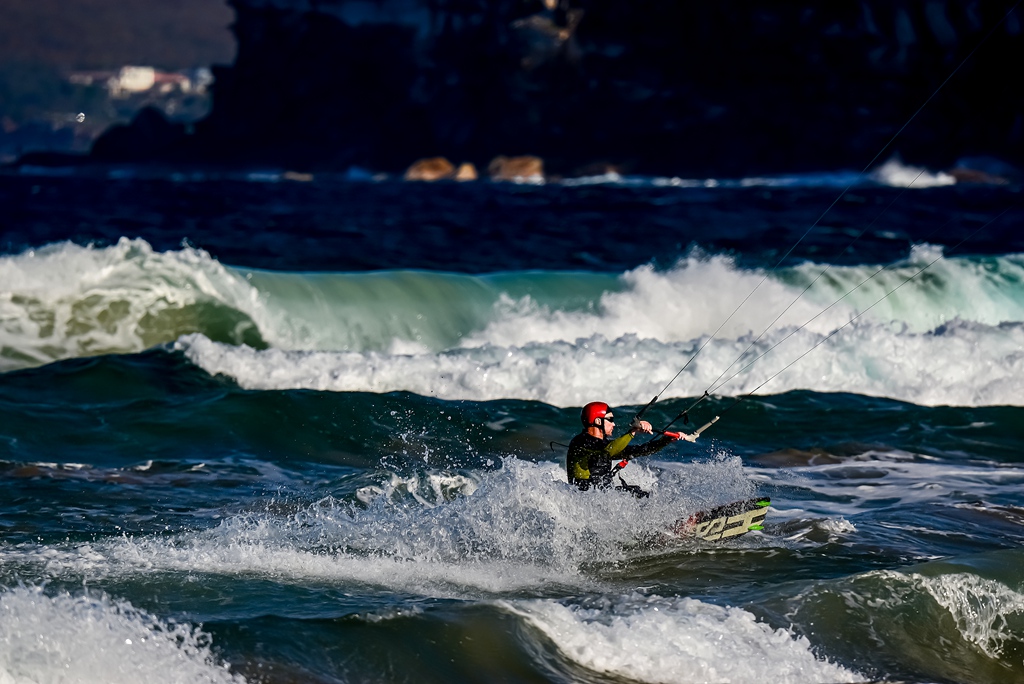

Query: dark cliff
left=98, top=0, right=1024, bottom=176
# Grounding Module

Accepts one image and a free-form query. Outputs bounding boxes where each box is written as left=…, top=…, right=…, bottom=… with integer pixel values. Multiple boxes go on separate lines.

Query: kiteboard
left=671, top=496, right=770, bottom=541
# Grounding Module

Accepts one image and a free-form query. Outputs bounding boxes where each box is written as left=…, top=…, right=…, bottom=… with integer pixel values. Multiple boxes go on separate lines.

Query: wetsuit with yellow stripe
left=566, top=431, right=675, bottom=491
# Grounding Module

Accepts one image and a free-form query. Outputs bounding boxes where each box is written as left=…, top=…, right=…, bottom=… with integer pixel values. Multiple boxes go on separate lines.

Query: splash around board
left=671, top=497, right=770, bottom=541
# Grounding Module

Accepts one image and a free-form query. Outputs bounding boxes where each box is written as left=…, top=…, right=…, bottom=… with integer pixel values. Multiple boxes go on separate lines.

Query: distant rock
left=454, top=162, right=478, bottom=181
left=488, top=156, right=544, bottom=182
left=405, top=157, right=456, bottom=181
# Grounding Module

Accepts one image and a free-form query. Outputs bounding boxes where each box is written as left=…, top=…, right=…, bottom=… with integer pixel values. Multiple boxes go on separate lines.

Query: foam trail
left=10, top=458, right=754, bottom=597
left=503, top=594, right=860, bottom=684
left=0, top=586, right=245, bottom=684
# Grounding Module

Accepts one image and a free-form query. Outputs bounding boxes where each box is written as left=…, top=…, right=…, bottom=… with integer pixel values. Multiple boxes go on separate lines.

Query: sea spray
left=0, top=586, right=245, bottom=684
left=3, top=457, right=755, bottom=596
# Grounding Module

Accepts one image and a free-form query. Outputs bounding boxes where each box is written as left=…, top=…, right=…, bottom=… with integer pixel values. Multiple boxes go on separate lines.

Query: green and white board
left=672, top=497, right=770, bottom=541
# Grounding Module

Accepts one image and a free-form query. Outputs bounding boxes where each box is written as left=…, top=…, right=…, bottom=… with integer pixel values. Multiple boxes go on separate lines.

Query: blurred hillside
left=0, top=0, right=234, bottom=161
left=6, top=0, right=1023, bottom=178
left=176, top=0, right=1022, bottom=177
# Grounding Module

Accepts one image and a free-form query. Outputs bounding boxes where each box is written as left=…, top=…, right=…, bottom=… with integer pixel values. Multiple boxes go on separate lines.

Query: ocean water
left=1, top=164, right=1023, bottom=684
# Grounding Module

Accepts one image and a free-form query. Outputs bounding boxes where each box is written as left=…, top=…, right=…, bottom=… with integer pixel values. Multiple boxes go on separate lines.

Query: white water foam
left=461, top=253, right=851, bottom=349
left=6, top=457, right=755, bottom=598
left=474, top=244, right=1024, bottom=349
left=871, top=158, right=957, bottom=188
left=0, top=586, right=244, bottom=684
left=502, top=593, right=860, bottom=684
left=177, top=311, right=1024, bottom=407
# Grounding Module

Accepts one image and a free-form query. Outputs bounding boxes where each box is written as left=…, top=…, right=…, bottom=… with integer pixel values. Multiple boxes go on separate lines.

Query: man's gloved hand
left=629, top=417, right=653, bottom=434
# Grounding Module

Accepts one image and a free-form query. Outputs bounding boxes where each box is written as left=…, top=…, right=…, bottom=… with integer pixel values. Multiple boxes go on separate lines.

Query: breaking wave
left=3, top=239, right=1023, bottom=406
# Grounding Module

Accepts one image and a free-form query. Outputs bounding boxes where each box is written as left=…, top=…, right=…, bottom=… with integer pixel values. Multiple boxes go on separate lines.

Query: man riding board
left=567, top=401, right=695, bottom=498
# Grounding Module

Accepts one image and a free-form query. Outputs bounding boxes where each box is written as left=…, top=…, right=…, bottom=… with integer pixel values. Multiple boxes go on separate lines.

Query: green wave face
left=0, top=239, right=623, bottom=370
left=783, top=246, right=1024, bottom=332
left=242, top=268, right=618, bottom=352
left=772, top=550, right=1024, bottom=683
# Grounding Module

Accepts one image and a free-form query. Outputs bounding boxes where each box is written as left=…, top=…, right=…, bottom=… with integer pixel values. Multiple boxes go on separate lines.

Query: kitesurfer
left=567, top=401, right=695, bottom=498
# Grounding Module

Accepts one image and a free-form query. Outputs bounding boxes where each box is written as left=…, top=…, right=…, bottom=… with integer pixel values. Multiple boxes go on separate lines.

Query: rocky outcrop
left=404, top=157, right=478, bottom=180
left=488, top=155, right=544, bottom=182
left=120, top=1, right=1024, bottom=176
left=453, top=162, right=478, bottom=181
left=405, top=156, right=457, bottom=181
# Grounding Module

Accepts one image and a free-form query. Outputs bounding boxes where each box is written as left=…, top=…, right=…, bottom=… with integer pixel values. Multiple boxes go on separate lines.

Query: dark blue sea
left=1, top=160, right=1023, bottom=683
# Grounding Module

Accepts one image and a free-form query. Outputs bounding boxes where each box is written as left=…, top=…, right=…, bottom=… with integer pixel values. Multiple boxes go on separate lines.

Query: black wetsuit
left=566, top=431, right=675, bottom=496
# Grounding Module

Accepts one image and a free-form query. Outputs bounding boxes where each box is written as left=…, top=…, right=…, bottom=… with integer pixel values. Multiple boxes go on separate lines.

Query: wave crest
left=4, top=240, right=1024, bottom=409
left=0, top=238, right=264, bottom=370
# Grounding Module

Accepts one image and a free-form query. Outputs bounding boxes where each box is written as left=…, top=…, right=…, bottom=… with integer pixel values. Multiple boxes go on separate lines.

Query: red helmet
left=581, top=401, right=612, bottom=427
